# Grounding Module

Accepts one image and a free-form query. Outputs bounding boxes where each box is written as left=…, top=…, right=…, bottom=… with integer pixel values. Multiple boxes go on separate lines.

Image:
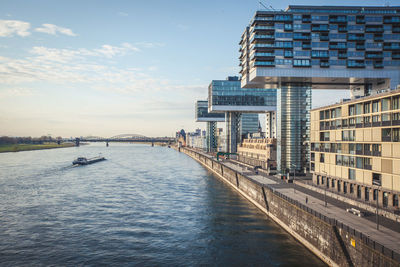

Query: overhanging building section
left=196, top=100, right=225, bottom=152
left=208, top=76, right=277, bottom=153
left=239, top=5, right=400, bottom=174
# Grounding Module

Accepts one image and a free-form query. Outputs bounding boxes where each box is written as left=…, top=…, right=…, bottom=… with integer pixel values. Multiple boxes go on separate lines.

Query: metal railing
left=184, top=148, right=400, bottom=263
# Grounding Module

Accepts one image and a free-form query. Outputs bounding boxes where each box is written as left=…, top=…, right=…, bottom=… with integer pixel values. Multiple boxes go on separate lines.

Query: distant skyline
left=0, top=0, right=390, bottom=137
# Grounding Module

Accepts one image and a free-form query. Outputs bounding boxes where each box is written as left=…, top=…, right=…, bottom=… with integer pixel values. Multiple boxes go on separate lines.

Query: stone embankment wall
left=180, top=147, right=400, bottom=267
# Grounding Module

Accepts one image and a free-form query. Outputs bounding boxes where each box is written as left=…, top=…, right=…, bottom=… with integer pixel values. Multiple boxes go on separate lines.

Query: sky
left=0, top=0, right=391, bottom=138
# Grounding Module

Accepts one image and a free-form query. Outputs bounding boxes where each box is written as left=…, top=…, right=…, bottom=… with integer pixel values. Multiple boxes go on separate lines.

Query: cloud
left=35, top=23, right=76, bottom=36
left=0, top=20, right=31, bottom=37
left=118, top=12, right=128, bottom=17
left=0, top=88, right=34, bottom=98
left=135, top=41, right=165, bottom=48
left=176, top=23, right=189, bottom=31
left=95, top=43, right=140, bottom=58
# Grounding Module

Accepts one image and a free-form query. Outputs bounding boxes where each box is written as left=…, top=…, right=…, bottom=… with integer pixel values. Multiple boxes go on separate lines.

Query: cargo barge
left=73, top=156, right=106, bottom=165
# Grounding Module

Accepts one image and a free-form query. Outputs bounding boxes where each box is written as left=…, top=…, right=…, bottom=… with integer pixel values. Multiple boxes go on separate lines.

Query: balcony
left=356, top=17, right=365, bottom=24
left=329, top=16, right=347, bottom=24
left=356, top=44, right=365, bottom=50
left=348, top=35, right=365, bottom=41
left=383, top=43, right=400, bottom=50
left=366, top=53, right=383, bottom=59
left=364, top=165, right=372, bottom=170
left=320, top=61, right=329, bottom=68
left=312, top=25, right=329, bottom=32
left=365, top=27, right=384, bottom=33
left=372, top=121, right=381, bottom=127
left=372, top=151, right=381, bottom=157
left=347, top=60, right=365, bottom=68
left=382, top=136, right=392, bottom=142
left=384, top=17, right=400, bottom=24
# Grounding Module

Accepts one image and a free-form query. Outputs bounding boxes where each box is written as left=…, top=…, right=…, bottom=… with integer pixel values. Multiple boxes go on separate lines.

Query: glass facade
left=195, top=101, right=225, bottom=122
left=240, top=113, right=259, bottom=137
left=277, top=84, right=312, bottom=173
left=208, top=77, right=276, bottom=112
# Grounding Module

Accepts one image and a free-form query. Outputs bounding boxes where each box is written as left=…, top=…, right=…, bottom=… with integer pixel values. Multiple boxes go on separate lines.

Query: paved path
left=188, top=150, right=400, bottom=254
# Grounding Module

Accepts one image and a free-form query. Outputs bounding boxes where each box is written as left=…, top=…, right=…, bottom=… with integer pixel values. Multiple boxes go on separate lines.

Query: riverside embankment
left=179, top=146, right=400, bottom=267
left=0, top=143, right=75, bottom=153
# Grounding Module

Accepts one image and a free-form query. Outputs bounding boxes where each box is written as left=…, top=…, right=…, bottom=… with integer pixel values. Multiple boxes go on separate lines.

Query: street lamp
left=291, top=163, right=297, bottom=193
left=322, top=170, right=328, bottom=207
left=373, top=180, right=381, bottom=230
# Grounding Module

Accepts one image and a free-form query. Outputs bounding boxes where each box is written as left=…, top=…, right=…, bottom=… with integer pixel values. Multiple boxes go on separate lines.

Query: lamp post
left=373, top=182, right=380, bottom=231
left=322, top=170, right=328, bottom=207
left=291, top=163, right=297, bottom=193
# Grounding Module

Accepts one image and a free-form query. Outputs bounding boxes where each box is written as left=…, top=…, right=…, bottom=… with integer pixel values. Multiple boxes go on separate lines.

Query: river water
left=0, top=143, right=325, bottom=266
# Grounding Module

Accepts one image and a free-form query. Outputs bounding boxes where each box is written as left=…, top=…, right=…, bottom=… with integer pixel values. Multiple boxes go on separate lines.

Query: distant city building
left=240, top=5, right=400, bottom=174
left=195, top=100, right=225, bottom=152
left=310, top=89, right=400, bottom=210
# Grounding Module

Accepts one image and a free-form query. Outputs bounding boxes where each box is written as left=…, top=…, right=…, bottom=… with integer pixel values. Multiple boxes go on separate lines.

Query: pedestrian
left=306, top=197, right=308, bottom=204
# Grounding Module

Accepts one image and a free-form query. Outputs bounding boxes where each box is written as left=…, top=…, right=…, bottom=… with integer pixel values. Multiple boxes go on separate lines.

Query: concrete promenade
left=194, top=150, right=400, bottom=255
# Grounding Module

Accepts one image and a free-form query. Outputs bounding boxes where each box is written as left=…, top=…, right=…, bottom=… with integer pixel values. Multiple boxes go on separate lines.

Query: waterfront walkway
left=191, top=151, right=400, bottom=255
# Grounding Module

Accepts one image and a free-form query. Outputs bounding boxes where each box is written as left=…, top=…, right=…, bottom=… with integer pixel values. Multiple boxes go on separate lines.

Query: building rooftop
left=311, top=87, right=400, bottom=111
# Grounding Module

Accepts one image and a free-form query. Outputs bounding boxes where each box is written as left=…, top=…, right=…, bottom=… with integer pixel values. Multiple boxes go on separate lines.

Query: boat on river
left=73, top=156, right=106, bottom=165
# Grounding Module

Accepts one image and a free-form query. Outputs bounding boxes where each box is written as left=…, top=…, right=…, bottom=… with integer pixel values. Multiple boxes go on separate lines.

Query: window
left=293, top=59, right=311, bottom=67
left=320, top=153, right=325, bottom=163
left=349, top=105, right=355, bottom=116
left=365, top=188, right=370, bottom=201
left=372, top=100, right=379, bottom=112
left=337, top=181, right=341, bottom=192
left=393, top=96, right=400, bottom=110
left=350, top=184, right=354, bottom=194
left=373, top=173, right=381, bottom=186
left=356, top=104, right=363, bottom=115
left=394, top=195, right=399, bottom=207
left=373, top=189, right=378, bottom=200
left=382, top=114, right=391, bottom=122
left=349, top=169, right=356, bottom=180
left=382, top=128, right=392, bottom=141
left=357, top=185, right=361, bottom=198
left=343, top=182, right=347, bottom=194
left=331, top=179, right=335, bottom=188
left=383, top=192, right=388, bottom=207
left=364, top=102, right=370, bottom=113
left=393, top=128, right=400, bottom=142
left=336, top=155, right=342, bottom=165
left=382, top=98, right=390, bottom=111
left=356, top=157, right=363, bottom=169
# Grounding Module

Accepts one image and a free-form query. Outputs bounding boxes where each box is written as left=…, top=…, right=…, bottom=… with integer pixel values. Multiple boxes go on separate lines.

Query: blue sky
left=0, top=0, right=389, bottom=137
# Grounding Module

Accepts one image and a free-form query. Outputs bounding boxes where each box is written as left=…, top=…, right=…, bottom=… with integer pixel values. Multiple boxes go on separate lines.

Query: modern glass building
left=240, top=113, right=259, bottom=137
left=208, top=76, right=277, bottom=153
left=208, top=76, right=276, bottom=113
left=239, top=5, right=400, bottom=174
left=196, top=100, right=225, bottom=152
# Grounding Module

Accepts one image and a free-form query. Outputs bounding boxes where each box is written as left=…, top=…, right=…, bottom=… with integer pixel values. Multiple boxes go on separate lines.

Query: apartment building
left=237, top=138, right=277, bottom=170
left=310, top=89, right=400, bottom=209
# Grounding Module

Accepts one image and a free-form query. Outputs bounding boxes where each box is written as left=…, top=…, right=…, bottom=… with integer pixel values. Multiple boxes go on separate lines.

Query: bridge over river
left=69, top=134, right=175, bottom=144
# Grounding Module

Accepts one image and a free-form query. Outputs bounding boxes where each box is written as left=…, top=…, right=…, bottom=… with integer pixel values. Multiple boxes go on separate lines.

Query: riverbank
left=178, top=146, right=400, bottom=267
left=0, top=143, right=75, bottom=153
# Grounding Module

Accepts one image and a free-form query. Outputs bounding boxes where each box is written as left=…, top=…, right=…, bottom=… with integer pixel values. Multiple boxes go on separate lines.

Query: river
left=0, top=143, right=325, bottom=266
